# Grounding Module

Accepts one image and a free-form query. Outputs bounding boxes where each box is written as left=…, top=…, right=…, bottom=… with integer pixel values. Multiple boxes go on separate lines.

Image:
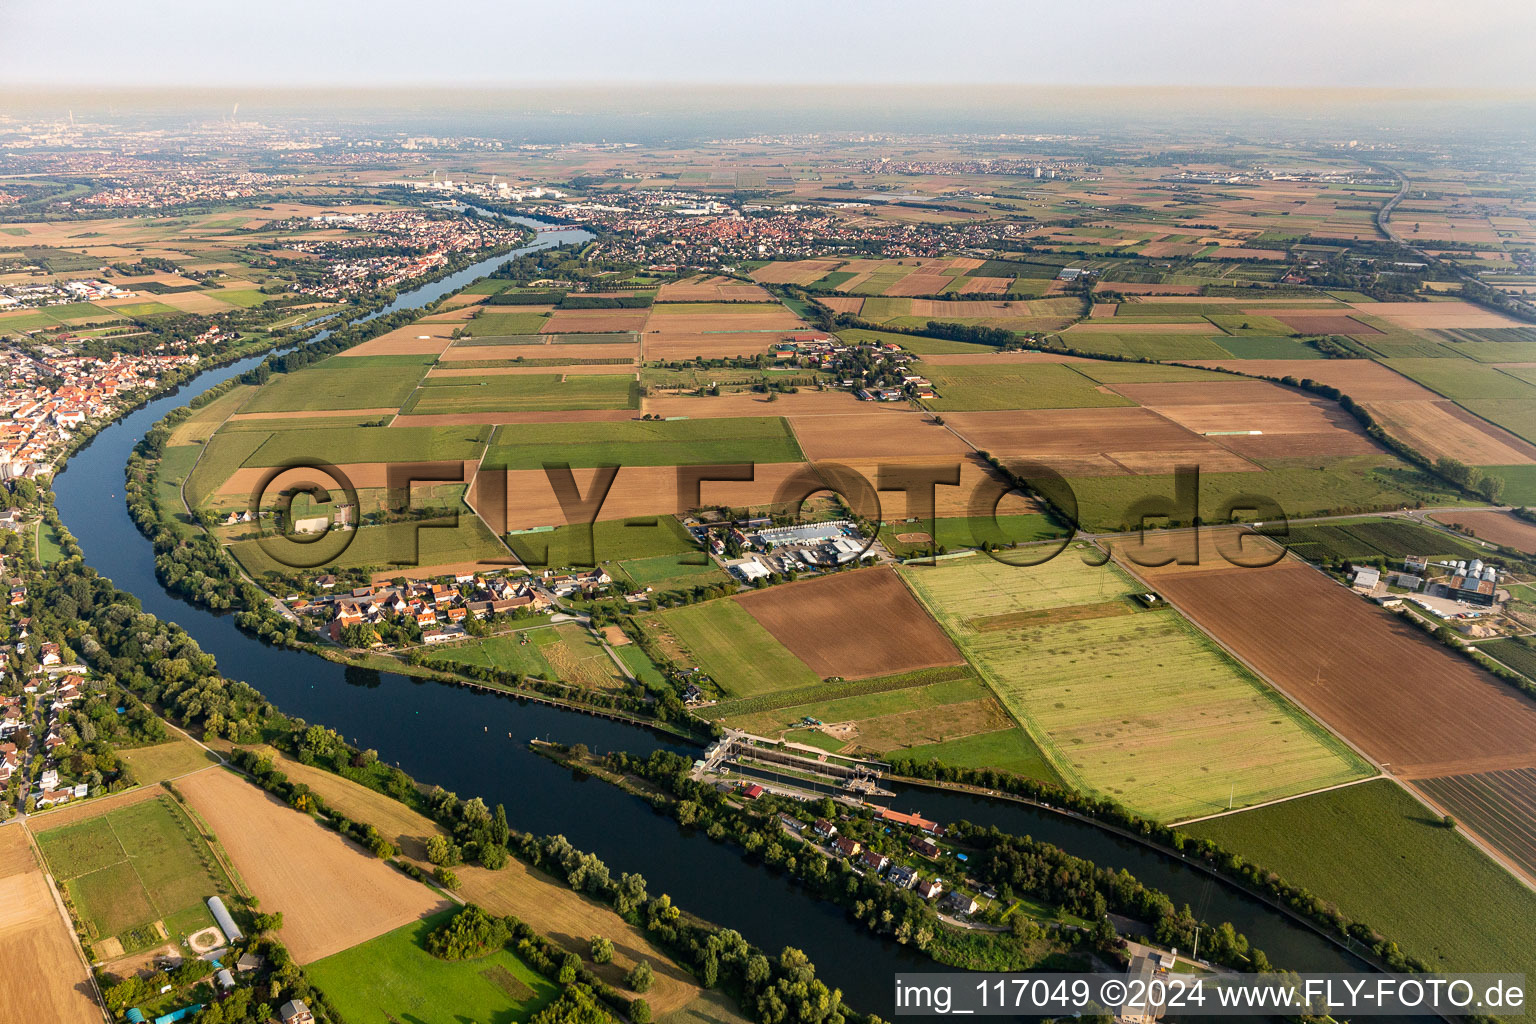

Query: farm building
left=1351, top=566, right=1381, bottom=591
left=1449, top=574, right=1497, bottom=607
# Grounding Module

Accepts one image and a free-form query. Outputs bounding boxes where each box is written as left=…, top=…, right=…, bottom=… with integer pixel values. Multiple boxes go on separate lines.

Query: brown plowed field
left=540, top=309, right=649, bottom=333
left=944, top=408, right=1260, bottom=477
left=1139, top=560, right=1536, bottom=778
left=820, top=456, right=1019, bottom=519
left=0, top=828, right=101, bottom=1024
left=642, top=331, right=782, bottom=360
left=1431, top=510, right=1536, bottom=554
left=655, top=276, right=772, bottom=302
left=736, top=566, right=964, bottom=679
left=1109, top=380, right=1380, bottom=457
left=788, top=410, right=970, bottom=460
left=1413, top=768, right=1536, bottom=883
left=1276, top=315, right=1383, bottom=335
left=176, top=769, right=449, bottom=964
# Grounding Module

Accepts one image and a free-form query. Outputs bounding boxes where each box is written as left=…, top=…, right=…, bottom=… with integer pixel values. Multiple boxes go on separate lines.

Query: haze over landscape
left=2, top=5, right=1535, bottom=1024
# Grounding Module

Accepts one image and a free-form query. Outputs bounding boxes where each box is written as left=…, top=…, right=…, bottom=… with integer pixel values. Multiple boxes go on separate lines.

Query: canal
left=51, top=216, right=1369, bottom=1018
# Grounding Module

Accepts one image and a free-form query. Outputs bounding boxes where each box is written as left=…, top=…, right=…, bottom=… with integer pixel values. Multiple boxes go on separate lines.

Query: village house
left=910, top=836, right=940, bottom=859
left=915, top=878, right=944, bottom=900
left=859, top=850, right=889, bottom=874
left=886, top=865, right=918, bottom=889
left=833, top=836, right=862, bottom=858
left=940, top=891, right=978, bottom=917
left=811, top=818, right=838, bottom=839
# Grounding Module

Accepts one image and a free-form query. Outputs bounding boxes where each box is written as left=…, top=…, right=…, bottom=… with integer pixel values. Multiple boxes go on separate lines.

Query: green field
left=184, top=431, right=269, bottom=508
left=403, top=374, right=637, bottom=414
left=898, top=728, right=1061, bottom=780
left=1475, top=638, right=1536, bottom=682
left=1065, top=456, right=1464, bottom=533
left=656, top=599, right=819, bottom=697
left=899, top=554, right=1372, bottom=820
left=36, top=520, right=67, bottom=564
left=240, top=357, right=435, bottom=414
left=617, top=553, right=730, bottom=590
left=1482, top=465, right=1536, bottom=505
left=231, top=514, right=508, bottom=576
left=1283, top=518, right=1485, bottom=564
left=1384, top=357, right=1536, bottom=402
left=617, top=643, right=668, bottom=688
left=423, top=627, right=558, bottom=678
left=878, top=513, right=1067, bottom=558
left=35, top=795, right=232, bottom=954
left=467, top=311, right=553, bottom=335
left=1211, top=336, right=1325, bottom=359
left=916, top=362, right=1136, bottom=411
left=1187, top=780, right=1536, bottom=980
left=508, top=517, right=701, bottom=569
left=483, top=416, right=803, bottom=470
left=833, top=327, right=998, bottom=355
left=243, top=424, right=491, bottom=467
left=1067, top=362, right=1231, bottom=384
left=307, top=910, right=559, bottom=1024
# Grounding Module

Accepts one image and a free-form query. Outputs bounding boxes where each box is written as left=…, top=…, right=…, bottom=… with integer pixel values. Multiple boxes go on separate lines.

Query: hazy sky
left=3, top=0, right=1534, bottom=90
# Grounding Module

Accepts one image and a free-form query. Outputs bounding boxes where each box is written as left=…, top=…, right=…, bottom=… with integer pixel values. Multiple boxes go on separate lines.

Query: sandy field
left=1136, top=559, right=1536, bottom=778
left=788, top=409, right=970, bottom=461
left=0, top=827, right=101, bottom=1024
left=944, top=408, right=1260, bottom=477
left=656, top=275, right=772, bottom=302
left=176, top=768, right=449, bottom=964
left=541, top=309, right=650, bottom=333
left=1431, top=510, right=1536, bottom=554
left=642, top=331, right=784, bottom=361
left=736, top=567, right=963, bottom=679
left=1362, top=400, right=1536, bottom=465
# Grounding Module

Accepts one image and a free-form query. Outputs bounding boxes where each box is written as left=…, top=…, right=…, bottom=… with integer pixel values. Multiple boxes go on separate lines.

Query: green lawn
left=899, top=555, right=1372, bottom=820
left=915, top=362, right=1136, bottom=412
left=658, top=599, right=820, bottom=697
left=307, top=910, right=560, bottom=1024
left=1187, top=780, right=1536, bottom=980
left=483, top=416, right=803, bottom=470
left=617, top=643, right=668, bottom=687
left=404, top=374, right=637, bottom=414
left=467, top=311, right=553, bottom=335
left=36, top=520, right=67, bottom=564
left=618, top=554, right=730, bottom=590
left=898, top=728, right=1060, bottom=781
left=423, top=628, right=558, bottom=679
left=35, top=795, right=231, bottom=954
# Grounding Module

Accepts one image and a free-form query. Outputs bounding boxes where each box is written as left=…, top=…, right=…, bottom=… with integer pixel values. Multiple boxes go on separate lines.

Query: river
left=50, top=214, right=1368, bottom=1018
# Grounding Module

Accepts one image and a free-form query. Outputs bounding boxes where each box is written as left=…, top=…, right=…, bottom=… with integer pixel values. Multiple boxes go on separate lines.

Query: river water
left=50, top=215, right=1368, bottom=1017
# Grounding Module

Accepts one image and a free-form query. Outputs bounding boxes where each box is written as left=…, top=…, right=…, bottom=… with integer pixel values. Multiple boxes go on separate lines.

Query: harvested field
left=1431, top=510, right=1536, bottom=554
left=816, top=296, right=865, bottom=315
left=736, top=567, right=964, bottom=680
left=0, top=828, right=100, bottom=1024
left=943, top=408, right=1260, bottom=477
left=175, top=768, right=449, bottom=963
left=440, top=341, right=638, bottom=362
left=1359, top=401, right=1536, bottom=466
left=228, top=746, right=699, bottom=1012
left=821, top=456, right=1017, bottom=519
left=749, top=259, right=844, bottom=286
left=1275, top=314, right=1382, bottom=335
left=642, top=389, right=863, bottom=419
left=1186, top=359, right=1433, bottom=400
left=1413, top=768, right=1536, bottom=883
left=541, top=308, right=649, bottom=333
left=1356, top=300, right=1526, bottom=330
left=1139, top=559, right=1536, bottom=778
left=338, top=324, right=456, bottom=357
left=955, top=276, right=1010, bottom=295
left=1110, top=379, right=1380, bottom=458
left=642, top=331, right=783, bottom=361
left=656, top=275, right=772, bottom=302
left=787, top=409, right=969, bottom=460
left=884, top=273, right=952, bottom=296
left=644, top=309, right=805, bottom=334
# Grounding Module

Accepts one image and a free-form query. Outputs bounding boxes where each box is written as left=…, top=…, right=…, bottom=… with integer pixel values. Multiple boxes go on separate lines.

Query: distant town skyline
left=3, top=0, right=1535, bottom=90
